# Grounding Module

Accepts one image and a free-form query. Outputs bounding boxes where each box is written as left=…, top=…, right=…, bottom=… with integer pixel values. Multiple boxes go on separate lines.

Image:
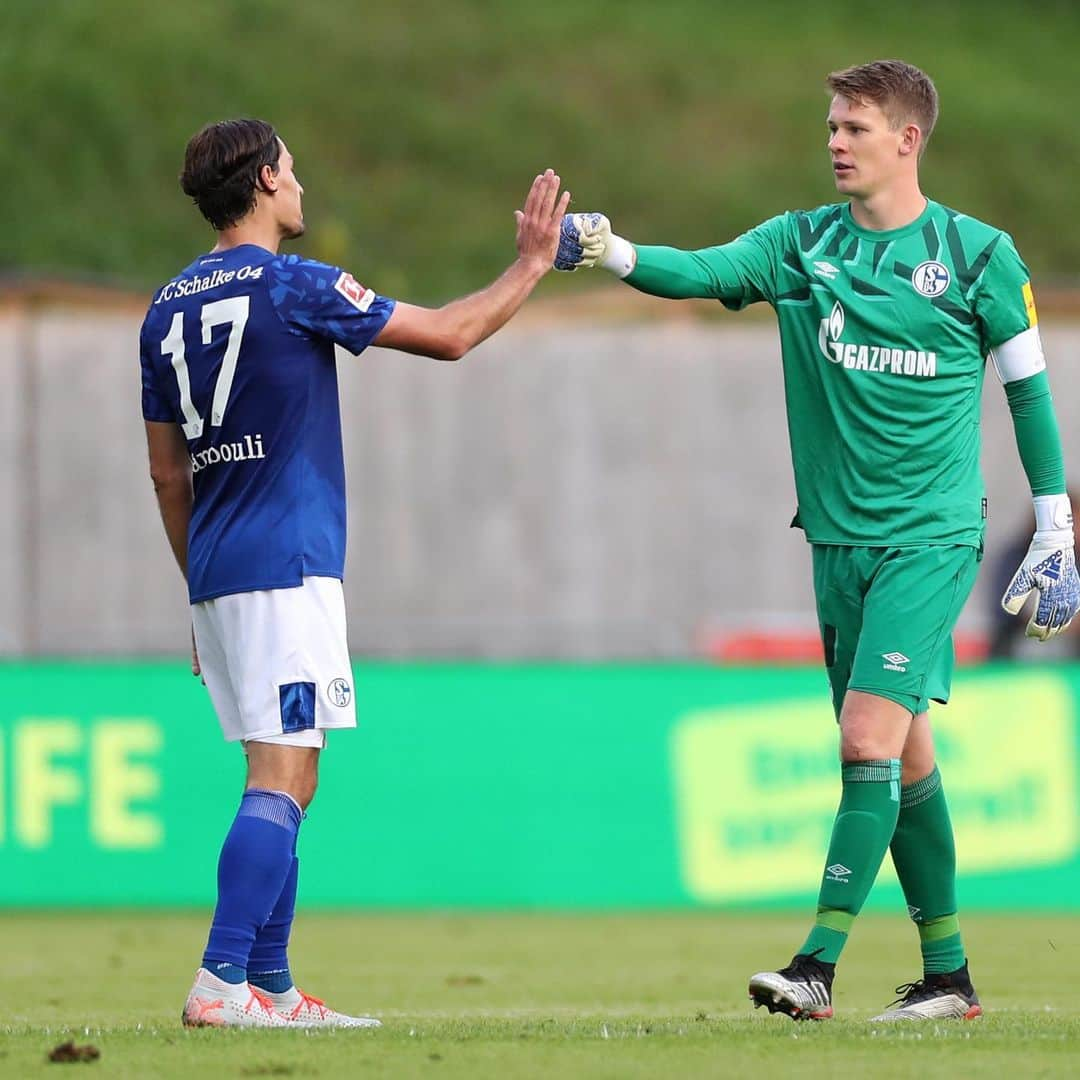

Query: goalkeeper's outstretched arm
left=554, top=212, right=748, bottom=301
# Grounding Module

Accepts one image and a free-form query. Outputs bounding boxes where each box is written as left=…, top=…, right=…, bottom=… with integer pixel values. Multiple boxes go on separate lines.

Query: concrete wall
left=3, top=301, right=1079, bottom=657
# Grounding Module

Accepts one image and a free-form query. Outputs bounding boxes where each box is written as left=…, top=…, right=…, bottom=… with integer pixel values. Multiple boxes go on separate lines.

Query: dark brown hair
left=827, top=60, right=938, bottom=150
left=180, top=119, right=281, bottom=230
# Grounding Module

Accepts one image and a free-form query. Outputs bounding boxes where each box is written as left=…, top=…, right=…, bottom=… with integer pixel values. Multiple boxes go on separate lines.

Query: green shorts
left=812, top=544, right=981, bottom=720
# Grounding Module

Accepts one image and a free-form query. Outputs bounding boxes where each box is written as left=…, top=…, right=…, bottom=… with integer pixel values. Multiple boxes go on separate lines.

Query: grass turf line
left=1, top=912, right=1077, bottom=1078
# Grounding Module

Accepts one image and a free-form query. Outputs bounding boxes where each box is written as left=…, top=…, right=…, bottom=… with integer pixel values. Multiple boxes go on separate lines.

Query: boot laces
left=290, top=989, right=329, bottom=1020
left=889, top=979, right=930, bottom=1007
left=245, top=986, right=277, bottom=1016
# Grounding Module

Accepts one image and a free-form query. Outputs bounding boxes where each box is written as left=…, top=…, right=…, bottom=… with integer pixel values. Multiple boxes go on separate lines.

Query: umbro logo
left=826, top=863, right=851, bottom=883
left=907, top=905, right=923, bottom=921
left=882, top=651, right=910, bottom=672
left=813, top=261, right=840, bottom=280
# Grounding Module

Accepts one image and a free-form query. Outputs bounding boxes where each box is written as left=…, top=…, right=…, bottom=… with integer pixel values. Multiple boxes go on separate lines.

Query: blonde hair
left=827, top=60, right=938, bottom=151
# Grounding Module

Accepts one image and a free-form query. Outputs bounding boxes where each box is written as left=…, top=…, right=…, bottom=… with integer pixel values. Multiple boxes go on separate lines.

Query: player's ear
left=899, top=123, right=921, bottom=158
left=257, top=163, right=278, bottom=193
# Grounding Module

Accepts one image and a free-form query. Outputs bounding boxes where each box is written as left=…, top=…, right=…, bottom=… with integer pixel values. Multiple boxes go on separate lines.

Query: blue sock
left=248, top=854, right=299, bottom=994
left=209, top=961, right=247, bottom=985
left=201, top=789, right=302, bottom=981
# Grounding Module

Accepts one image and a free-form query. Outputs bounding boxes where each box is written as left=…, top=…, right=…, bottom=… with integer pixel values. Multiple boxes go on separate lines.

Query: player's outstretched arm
left=373, top=170, right=570, bottom=361
left=554, top=212, right=765, bottom=303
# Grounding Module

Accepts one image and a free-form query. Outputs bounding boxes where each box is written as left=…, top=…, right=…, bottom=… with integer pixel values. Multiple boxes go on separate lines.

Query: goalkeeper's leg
left=868, top=713, right=980, bottom=1021
left=750, top=690, right=907, bottom=1019
left=891, top=714, right=967, bottom=976
left=798, top=690, right=908, bottom=964
left=805, top=543, right=978, bottom=972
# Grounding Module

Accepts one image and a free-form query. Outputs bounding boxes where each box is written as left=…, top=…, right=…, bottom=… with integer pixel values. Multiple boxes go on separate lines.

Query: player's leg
left=237, top=577, right=378, bottom=1028
left=204, top=740, right=319, bottom=971
left=751, top=545, right=974, bottom=1019
left=182, top=597, right=299, bottom=1027
left=894, top=715, right=966, bottom=972
left=873, top=709, right=981, bottom=1020
left=243, top=739, right=317, bottom=998
left=198, top=743, right=316, bottom=985
left=750, top=684, right=910, bottom=1020
left=246, top=834, right=299, bottom=994
left=229, top=735, right=383, bottom=1027
left=861, top=546, right=982, bottom=1021
left=245, top=739, right=322, bottom=806
left=838, top=543, right=979, bottom=969
left=751, top=545, right=894, bottom=1019
left=801, top=688, right=910, bottom=956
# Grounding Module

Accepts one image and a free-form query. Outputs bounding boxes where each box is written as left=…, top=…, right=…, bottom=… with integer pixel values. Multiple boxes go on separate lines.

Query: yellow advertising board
left=672, top=674, right=1077, bottom=901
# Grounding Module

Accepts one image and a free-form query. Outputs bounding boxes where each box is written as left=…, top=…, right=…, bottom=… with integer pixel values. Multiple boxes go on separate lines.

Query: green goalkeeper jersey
left=629, top=200, right=1040, bottom=547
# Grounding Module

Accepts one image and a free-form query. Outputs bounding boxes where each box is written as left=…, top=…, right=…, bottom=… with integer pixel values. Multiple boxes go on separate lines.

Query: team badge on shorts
left=328, top=677, right=352, bottom=707
left=911, top=261, right=951, bottom=297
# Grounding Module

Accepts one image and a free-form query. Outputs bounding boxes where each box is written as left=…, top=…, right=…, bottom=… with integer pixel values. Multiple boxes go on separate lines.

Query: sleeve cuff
left=1034, top=493, right=1073, bottom=533
left=600, top=235, right=636, bottom=278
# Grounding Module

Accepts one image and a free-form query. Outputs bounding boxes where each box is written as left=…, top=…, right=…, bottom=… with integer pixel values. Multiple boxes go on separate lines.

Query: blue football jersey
left=140, top=244, right=396, bottom=603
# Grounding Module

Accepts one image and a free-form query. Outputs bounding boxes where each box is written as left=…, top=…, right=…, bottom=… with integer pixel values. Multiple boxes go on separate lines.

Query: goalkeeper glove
left=1001, top=493, right=1080, bottom=640
left=554, top=213, right=636, bottom=276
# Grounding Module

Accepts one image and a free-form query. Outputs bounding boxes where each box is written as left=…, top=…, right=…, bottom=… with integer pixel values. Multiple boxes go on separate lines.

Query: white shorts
left=192, top=575, right=357, bottom=744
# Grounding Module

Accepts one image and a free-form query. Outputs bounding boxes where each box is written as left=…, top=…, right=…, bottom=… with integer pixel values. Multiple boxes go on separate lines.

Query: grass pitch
left=2, top=912, right=1078, bottom=1078
left=9, top=2, right=1080, bottom=296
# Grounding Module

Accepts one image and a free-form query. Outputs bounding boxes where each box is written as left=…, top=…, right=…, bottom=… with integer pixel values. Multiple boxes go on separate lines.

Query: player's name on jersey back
left=190, top=432, right=267, bottom=474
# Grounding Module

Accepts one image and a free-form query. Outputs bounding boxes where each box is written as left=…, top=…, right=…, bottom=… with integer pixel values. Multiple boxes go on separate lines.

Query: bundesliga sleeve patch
left=334, top=271, right=376, bottom=313
left=1022, top=281, right=1039, bottom=327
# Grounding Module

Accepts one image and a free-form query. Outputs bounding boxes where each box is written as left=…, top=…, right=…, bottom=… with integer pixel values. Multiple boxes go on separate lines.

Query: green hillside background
left=4, top=0, right=1077, bottom=300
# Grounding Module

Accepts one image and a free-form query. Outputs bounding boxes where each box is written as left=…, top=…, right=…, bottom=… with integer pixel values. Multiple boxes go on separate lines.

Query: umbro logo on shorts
left=825, top=863, right=851, bottom=883
left=882, top=651, right=910, bottom=672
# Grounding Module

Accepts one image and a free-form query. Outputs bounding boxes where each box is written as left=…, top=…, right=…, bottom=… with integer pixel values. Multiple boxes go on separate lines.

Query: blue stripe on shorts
left=279, top=681, right=316, bottom=733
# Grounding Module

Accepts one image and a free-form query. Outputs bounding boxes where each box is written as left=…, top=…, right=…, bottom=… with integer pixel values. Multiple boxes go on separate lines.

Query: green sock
left=889, top=766, right=966, bottom=975
left=800, top=759, right=901, bottom=964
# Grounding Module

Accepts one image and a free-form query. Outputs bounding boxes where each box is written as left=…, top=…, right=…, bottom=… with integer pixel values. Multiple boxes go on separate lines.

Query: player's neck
left=847, top=184, right=928, bottom=232
left=211, top=219, right=282, bottom=256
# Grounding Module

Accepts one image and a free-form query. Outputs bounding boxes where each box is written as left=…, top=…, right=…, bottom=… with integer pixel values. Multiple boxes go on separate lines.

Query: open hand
left=514, top=169, right=571, bottom=268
